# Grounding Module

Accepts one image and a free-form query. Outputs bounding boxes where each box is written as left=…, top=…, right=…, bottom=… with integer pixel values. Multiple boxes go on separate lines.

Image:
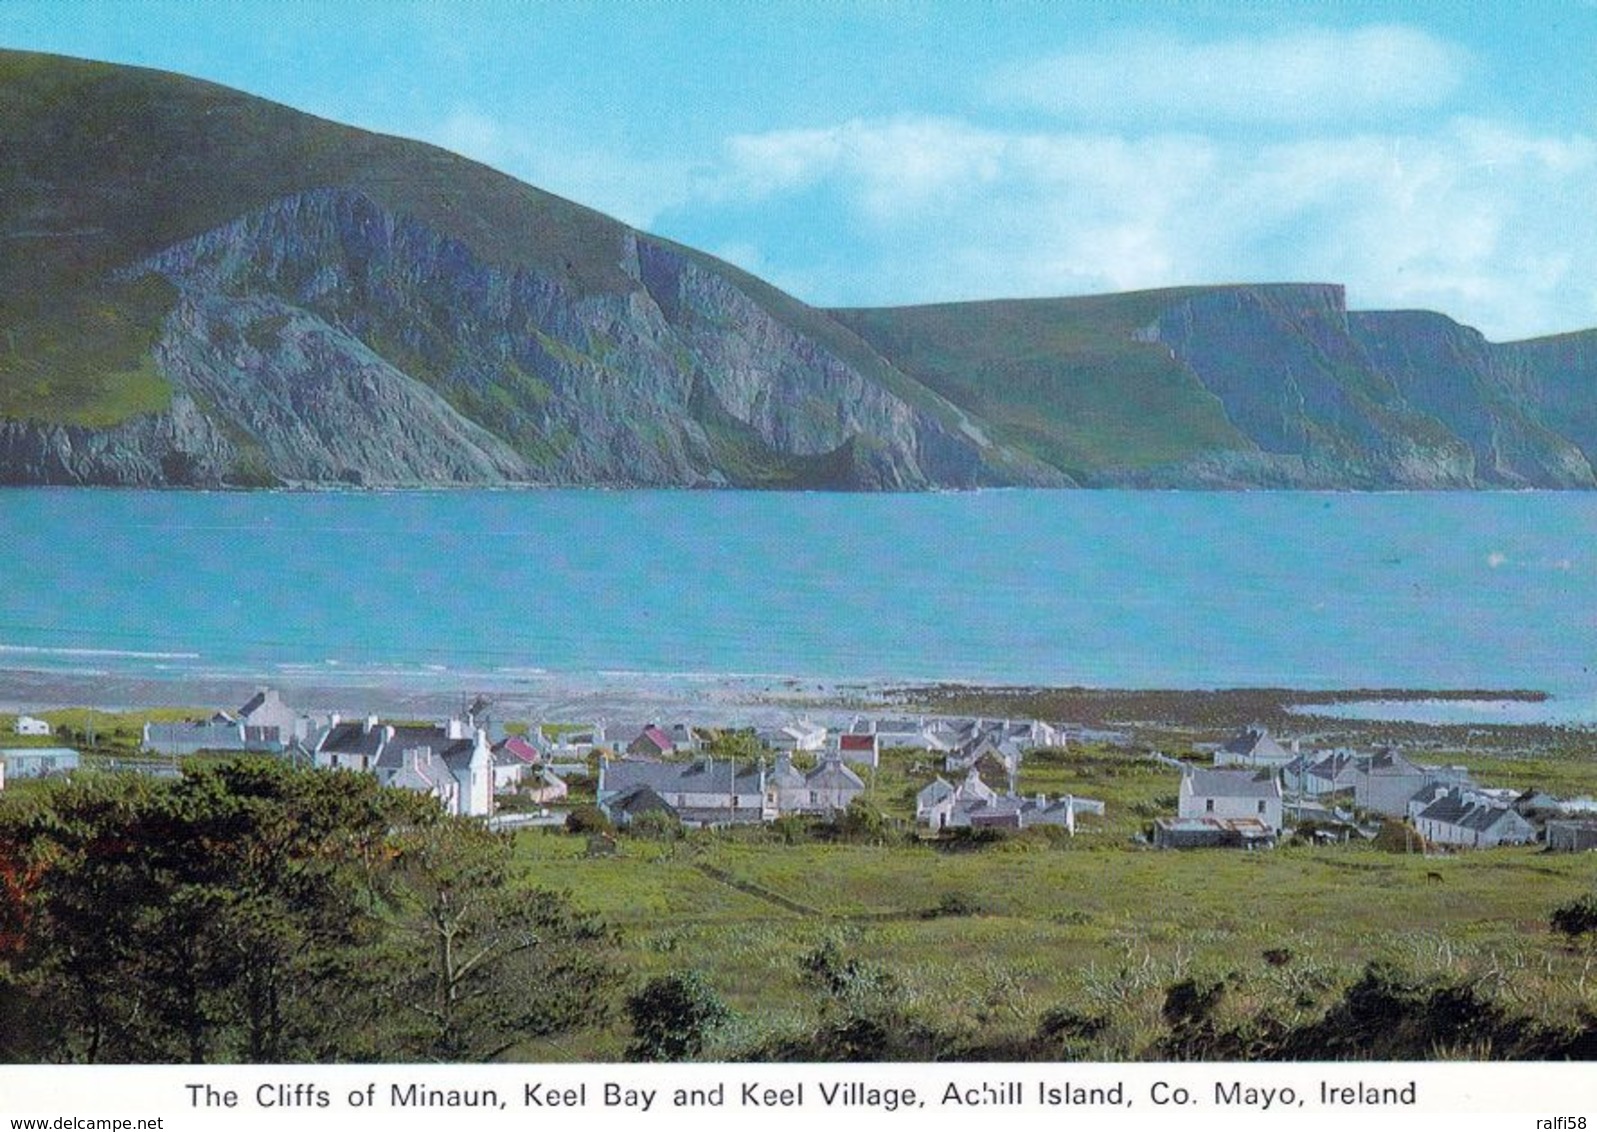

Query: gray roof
left=374, top=725, right=462, bottom=771
left=918, top=777, right=955, bottom=805
left=805, top=757, right=864, bottom=790
left=1185, top=766, right=1281, bottom=799
left=603, top=757, right=762, bottom=796
left=768, top=756, right=807, bottom=789
left=1366, top=749, right=1424, bottom=776
left=610, top=785, right=676, bottom=818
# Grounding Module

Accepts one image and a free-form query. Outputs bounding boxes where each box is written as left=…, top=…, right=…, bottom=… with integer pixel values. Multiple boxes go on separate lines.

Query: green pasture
left=512, top=825, right=1597, bottom=1059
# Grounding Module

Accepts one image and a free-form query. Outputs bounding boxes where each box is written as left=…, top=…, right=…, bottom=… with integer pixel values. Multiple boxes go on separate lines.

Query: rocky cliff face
left=1117, top=285, right=1597, bottom=489
left=49, top=188, right=1045, bottom=490
left=0, top=391, right=234, bottom=486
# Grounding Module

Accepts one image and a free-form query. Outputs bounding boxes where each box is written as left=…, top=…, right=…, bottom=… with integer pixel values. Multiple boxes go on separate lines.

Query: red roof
left=501, top=736, right=542, bottom=765
left=639, top=727, right=673, bottom=751
left=840, top=734, right=877, bottom=750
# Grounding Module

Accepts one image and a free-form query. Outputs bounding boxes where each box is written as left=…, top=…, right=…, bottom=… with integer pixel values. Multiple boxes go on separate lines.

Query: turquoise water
left=3, top=488, right=1596, bottom=708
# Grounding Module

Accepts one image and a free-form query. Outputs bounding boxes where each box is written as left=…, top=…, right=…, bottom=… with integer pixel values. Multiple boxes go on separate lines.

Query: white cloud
left=412, top=95, right=1597, bottom=339
left=993, top=25, right=1468, bottom=125
left=698, top=114, right=1597, bottom=339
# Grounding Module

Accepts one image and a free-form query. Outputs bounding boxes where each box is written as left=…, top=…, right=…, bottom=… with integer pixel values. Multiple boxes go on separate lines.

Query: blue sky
left=2, top=1, right=1594, bottom=339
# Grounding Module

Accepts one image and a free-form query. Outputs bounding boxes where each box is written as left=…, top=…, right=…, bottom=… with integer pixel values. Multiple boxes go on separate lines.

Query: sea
left=3, top=487, right=1597, bottom=722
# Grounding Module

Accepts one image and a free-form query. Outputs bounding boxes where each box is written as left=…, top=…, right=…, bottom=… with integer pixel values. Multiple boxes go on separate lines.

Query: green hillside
left=831, top=290, right=1255, bottom=481
left=0, top=49, right=644, bottom=429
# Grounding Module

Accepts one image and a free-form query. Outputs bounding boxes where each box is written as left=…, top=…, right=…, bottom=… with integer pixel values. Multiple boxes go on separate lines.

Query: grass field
left=510, top=818, right=1597, bottom=1060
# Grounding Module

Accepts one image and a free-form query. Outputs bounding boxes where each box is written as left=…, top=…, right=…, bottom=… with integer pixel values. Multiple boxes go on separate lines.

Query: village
left=6, top=687, right=1597, bottom=854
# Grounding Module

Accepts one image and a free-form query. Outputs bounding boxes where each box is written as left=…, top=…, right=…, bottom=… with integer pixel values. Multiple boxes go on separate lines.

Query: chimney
left=364, top=714, right=378, bottom=734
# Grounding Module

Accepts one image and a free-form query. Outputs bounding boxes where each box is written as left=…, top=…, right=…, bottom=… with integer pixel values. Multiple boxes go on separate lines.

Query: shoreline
left=0, top=665, right=1571, bottom=732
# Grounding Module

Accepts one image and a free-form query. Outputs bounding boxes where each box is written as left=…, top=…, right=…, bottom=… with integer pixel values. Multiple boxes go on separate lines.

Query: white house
left=1213, top=725, right=1296, bottom=768
left=916, top=766, right=1101, bottom=832
left=1282, top=750, right=1360, bottom=797
left=835, top=732, right=880, bottom=768
left=1178, top=766, right=1283, bottom=833
left=1352, top=750, right=1433, bottom=817
left=758, top=720, right=828, bottom=753
left=1413, top=788, right=1538, bottom=849
left=597, top=756, right=765, bottom=827
left=915, top=776, right=956, bottom=827
left=799, top=752, right=865, bottom=815
left=848, top=717, right=949, bottom=752
left=314, top=716, right=494, bottom=817
left=13, top=715, right=50, bottom=737
left=0, top=748, right=80, bottom=779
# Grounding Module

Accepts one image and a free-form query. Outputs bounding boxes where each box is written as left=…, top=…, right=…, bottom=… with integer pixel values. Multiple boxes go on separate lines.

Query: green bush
left=624, top=972, right=730, bottom=1061
left=1551, top=894, right=1597, bottom=943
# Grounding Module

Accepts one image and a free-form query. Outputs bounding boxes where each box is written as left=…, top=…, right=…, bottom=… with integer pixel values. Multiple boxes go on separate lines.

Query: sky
left=2, top=0, right=1595, bottom=340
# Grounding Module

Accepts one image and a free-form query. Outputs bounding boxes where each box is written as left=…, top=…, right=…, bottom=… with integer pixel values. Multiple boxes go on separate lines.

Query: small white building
left=1213, top=725, right=1296, bottom=768
left=0, top=748, right=81, bottom=779
left=1178, top=766, right=1283, bottom=834
left=835, top=732, right=880, bottom=768
left=758, top=720, right=828, bottom=753
left=13, top=715, right=51, bottom=737
left=1413, top=788, right=1537, bottom=849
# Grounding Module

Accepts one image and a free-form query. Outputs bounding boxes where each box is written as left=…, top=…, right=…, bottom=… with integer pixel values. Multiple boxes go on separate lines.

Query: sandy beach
left=0, top=665, right=898, bottom=729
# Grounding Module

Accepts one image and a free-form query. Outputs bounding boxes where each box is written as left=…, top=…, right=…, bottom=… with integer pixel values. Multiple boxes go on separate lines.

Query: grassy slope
left=0, top=50, right=647, bottom=430
left=831, top=290, right=1256, bottom=480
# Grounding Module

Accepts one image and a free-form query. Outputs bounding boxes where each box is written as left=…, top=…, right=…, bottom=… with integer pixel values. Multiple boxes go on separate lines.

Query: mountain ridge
left=3, top=49, right=1596, bottom=490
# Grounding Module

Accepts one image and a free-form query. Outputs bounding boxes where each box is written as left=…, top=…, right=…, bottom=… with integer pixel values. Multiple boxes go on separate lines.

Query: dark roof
left=611, top=785, right=676, bottom=818
left=1367, top=749, right=1423, bottom=776
left=319, top=722, right=387, bottom=758
left=239, top=691, right=267, bottom=717
left=1416, top=789, right=1528, bottom=835
left=1221, top=726, right=1289, bottom=760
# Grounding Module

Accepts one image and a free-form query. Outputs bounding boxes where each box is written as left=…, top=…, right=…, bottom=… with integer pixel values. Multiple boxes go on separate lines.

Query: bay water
left=3, top=488, right=1596, bottom=719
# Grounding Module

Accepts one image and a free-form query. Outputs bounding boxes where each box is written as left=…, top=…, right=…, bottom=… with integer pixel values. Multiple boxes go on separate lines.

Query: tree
left=624, top=971, right=730, bottom=1061
left=0, top=761, right=618, bottom=1063
left=384, top=818, right=618, bottom=1061
left=1, top=762, right=413, bottom=1062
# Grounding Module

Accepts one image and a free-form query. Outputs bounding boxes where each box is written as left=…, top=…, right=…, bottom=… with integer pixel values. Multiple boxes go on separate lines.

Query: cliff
left=3, top=49, right=1596, bottom=491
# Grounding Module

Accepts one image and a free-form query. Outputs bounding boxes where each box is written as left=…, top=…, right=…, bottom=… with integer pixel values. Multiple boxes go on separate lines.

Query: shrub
left=625, top=809, right=683, bottom=841
left=921, top=890, right=981, bottom=919
left=1162, top=977, right=1226, bottom=1027
left=624, top=971, right=730, bottom=1061
left=563, top=804, right=612, bottom=835
left=1551, top=894, right=1597, bottom=944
